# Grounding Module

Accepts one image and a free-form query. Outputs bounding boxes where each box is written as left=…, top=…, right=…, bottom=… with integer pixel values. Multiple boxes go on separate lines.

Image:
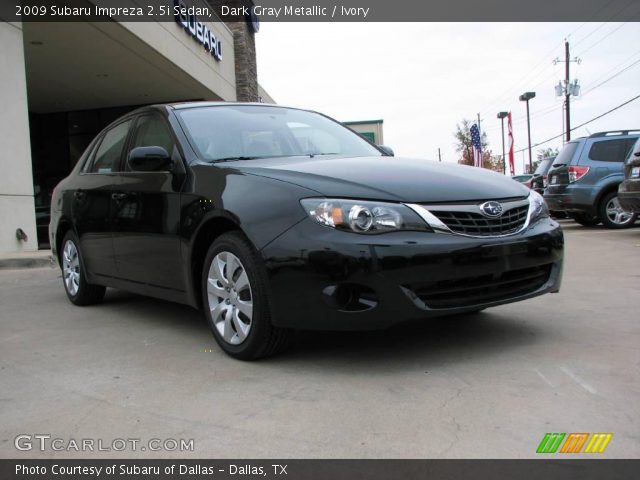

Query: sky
left=255, top=22, right=640, bottom=175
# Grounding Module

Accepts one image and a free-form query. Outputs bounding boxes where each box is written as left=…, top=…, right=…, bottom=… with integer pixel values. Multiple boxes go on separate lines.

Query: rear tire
left=599, top=191, right=638, bottom=229
left=202, top=231, right=292, bottom=360
left=571, top=212, right=600, bottom=227
left=60, top=231, right=106, bottom=306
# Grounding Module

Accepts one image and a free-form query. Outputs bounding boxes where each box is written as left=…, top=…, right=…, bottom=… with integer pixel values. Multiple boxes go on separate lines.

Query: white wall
left=0, top=22, right=38, bottom=253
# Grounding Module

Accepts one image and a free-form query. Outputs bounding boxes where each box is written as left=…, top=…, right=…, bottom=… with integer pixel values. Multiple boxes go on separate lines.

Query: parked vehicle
left=618, top=137, right=640, bottom=213
left=512, top=174, right=534, bottom=188
left=531, top=156, right=556, bottom=194
left=50, top=103, right=564, bottom=359
left=544, top=130, right=639, bottom=228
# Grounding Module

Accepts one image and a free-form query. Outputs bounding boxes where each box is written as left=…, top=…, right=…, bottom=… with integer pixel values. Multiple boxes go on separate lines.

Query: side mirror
left=128, top=146, right=172, bottom=172
left=378, top=145, right=394, bottom=156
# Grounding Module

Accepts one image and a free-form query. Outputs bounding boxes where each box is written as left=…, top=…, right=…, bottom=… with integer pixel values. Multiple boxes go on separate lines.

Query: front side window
left=177, top=105, right=382, bottom=162
left=87, top=120, right=131, bottom=173
left=130, top=115, right=175, bottom=156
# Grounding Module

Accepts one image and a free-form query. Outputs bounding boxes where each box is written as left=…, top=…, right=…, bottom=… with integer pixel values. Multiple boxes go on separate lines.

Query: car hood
left=224, top=155, right=530, bottom=203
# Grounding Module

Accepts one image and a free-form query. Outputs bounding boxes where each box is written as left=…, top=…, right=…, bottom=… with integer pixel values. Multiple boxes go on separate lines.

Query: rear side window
left=87, top=120, right=131, bottom=173
left=588, top=138, right=636, bottom=162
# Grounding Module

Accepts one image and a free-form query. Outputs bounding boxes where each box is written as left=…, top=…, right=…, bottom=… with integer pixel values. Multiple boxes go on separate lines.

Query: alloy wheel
left=62, top=240, right=80, bottom=296
left=206, top=251, right=253, bottom=345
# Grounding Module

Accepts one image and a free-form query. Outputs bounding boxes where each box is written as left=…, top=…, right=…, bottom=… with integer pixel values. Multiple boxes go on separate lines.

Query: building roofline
left=343, top=119, right=384, bottom=126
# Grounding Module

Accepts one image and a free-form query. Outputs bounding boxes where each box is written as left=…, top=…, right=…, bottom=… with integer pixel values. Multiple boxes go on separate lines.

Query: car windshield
left=176, top=105, right=382, bottom=162
left=553, top=142, right=579, bottom=166
left=534, top=157, right=554, bottom=175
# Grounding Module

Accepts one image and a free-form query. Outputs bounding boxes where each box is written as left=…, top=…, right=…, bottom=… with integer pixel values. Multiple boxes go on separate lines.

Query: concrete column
left=0, top=22, right=37, bottom=253
left=224, top=21, right=258, bottom=102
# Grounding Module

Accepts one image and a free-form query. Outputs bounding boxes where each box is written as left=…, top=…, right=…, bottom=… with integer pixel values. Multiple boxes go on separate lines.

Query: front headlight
left=300, top=198, right=432, bottom=234
left=528, top=190, right=550, bottom=224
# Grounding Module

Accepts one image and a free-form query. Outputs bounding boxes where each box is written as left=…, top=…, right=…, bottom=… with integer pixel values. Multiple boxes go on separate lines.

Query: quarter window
left=588, top=138, right=636, bottom=162
left=87, top=120, right=131, bottom=173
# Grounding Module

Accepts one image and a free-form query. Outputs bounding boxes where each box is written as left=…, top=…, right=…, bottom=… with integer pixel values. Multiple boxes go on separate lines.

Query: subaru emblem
left=480, top=201, right=503, bottom=217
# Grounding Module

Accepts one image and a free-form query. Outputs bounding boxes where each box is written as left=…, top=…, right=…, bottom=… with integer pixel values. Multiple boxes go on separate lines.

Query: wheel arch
left=189, top=215, right=249, bottom=309
left=54, top=218, right=74, bottom=263
left=595, top=181, right=622, bottom=210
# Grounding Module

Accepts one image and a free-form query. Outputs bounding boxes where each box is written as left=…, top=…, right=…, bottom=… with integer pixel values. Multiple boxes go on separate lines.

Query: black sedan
left=50, top=103, right=564, bottom=359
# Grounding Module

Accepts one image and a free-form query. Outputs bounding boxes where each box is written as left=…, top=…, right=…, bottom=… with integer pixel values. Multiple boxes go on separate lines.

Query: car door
left=72, top=119, right=132, bottom=279
left=111, top=113, right=185, bottom=291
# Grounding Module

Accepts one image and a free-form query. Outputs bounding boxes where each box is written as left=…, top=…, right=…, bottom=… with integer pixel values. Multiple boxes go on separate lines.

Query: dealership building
left=0, top=1, right=272, bottom=253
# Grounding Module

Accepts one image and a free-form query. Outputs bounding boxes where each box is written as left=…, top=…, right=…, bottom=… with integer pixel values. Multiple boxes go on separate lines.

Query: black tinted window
left=131, top=115, right=174, bottom=154
left=88, top=120, right=131, bottom=173
left=588, top=138, right=636, bottom=163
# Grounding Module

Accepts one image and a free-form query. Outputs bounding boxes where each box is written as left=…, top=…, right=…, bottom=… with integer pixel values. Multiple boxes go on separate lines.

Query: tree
left=454, top=119, right=497, bottom=170
left=537, top=147, right=559, bottom=161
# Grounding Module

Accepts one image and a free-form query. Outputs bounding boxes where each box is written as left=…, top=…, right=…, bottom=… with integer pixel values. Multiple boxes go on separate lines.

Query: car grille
left=430, top=204, right=529, bottom=236
left=404, top=264, right=552, bottom=309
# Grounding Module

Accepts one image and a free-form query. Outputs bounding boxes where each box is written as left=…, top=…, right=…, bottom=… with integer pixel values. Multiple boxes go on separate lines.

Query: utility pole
left=438, top=148, right=442, bottom=162
left=554, top=40, right=581, bottom=142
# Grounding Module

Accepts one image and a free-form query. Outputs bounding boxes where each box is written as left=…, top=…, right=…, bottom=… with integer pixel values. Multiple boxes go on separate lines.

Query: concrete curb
left=0, top=251, right=55, bottom=270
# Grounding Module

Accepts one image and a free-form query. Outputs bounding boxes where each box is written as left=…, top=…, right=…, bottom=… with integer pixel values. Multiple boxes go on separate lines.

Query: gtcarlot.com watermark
left=15, top=434, right=194, bottom=452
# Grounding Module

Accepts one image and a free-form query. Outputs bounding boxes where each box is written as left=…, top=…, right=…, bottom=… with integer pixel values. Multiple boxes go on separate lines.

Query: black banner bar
left=2, top=459, right=639, bottom=480
left=2, top=0, right=640, bottom=22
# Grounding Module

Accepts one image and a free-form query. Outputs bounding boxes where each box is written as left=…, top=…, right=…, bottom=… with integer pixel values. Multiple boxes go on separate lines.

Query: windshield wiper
left=209, top=156, right=262, bottom=163
left=308, top=153, right=339, bottom=157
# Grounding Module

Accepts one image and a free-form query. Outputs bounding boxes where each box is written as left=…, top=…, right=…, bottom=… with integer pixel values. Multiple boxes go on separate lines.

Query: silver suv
left=544, top=130, right=639, bottom=228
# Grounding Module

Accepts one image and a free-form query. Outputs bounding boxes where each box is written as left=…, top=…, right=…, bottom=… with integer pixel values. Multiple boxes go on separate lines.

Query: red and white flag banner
left=507, top=112, right=515, bottom=176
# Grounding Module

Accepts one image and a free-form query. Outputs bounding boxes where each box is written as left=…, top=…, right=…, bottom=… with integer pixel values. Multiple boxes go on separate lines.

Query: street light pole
left=519, top=91, right=536, bottom=173
left=497, top=111, right=508, bottom=175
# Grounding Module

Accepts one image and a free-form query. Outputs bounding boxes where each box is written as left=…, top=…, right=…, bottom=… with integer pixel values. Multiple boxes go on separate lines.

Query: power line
left=575, top=22, right=633, bottom=57
left=582, top=58, right=640, bottom=97
left=512, top=94, right=640, bottom=154
left=581, top=49, right=640, bottom=92
left=477, top=40, right=564, bottom=117
left=512, top=50, right=640, bottom=125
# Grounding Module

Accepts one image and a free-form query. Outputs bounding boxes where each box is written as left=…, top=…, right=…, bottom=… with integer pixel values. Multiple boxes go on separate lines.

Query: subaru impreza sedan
left=50, top=103, right=563, bottom=359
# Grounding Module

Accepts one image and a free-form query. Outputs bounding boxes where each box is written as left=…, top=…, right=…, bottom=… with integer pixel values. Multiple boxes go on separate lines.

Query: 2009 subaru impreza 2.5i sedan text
left=50, top=103, right=564, bottom=360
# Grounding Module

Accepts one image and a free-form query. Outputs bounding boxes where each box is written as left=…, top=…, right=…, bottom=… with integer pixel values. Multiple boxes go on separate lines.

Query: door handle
left=74, top=191, right=86, bottom=200
left=111, top=193, right=128, bottom=201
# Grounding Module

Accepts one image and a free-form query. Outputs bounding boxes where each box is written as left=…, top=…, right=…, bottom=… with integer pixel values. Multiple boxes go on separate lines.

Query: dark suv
left=544, top=130, right=639, bottom=228
left=618, top=138, right=640, bottom=213
left=531, top=156, right=556, bottom=194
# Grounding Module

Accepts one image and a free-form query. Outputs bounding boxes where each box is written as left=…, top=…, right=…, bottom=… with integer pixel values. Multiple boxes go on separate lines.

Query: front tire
left=202, top=232, right=292, bottom=360
left=60, top=231, right=106, bottom=305
left=599, top=191, right=638, bottom=229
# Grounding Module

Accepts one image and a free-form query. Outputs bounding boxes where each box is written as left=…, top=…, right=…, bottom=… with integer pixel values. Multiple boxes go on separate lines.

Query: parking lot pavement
left=0, top=221, right=639, bottom=459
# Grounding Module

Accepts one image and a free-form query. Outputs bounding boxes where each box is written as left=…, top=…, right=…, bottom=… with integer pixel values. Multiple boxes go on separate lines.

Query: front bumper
left=261, top=217, right=564, bottom=330
left=618, top=180, right=640, bottom=213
